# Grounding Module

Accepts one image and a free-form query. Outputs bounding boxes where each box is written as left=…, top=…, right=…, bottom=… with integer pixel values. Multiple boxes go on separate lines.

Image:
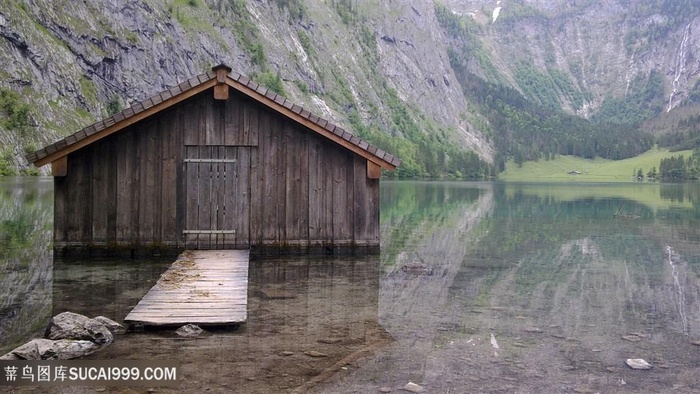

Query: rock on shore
left=1, top=312, right=123, bottom=360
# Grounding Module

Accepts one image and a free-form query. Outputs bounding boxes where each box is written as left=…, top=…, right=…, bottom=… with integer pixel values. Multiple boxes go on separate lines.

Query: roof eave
left=30, top=78, right=218, bottom=167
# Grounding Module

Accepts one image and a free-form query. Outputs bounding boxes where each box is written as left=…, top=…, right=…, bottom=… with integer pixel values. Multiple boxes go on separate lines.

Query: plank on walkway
left=124, top=249, right=249, bottom=326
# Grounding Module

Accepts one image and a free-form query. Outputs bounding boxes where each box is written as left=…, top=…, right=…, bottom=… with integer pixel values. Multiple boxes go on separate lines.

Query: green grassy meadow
left=500, top=147, right=693, bottom=182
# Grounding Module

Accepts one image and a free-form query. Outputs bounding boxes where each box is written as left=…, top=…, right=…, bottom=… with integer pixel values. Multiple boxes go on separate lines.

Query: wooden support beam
left=367, top=160, right=381, bottom=179
left=51, top=156, right=68, bottom=177
left=214, top=84, right=229, bottom=100
left=213, top=64, right=232, bottom=101
left=213, top=64, right=232, bottom=82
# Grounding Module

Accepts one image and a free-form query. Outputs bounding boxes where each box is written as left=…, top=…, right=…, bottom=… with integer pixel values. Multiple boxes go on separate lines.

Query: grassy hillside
left=500, top=147, right=693, bottom=182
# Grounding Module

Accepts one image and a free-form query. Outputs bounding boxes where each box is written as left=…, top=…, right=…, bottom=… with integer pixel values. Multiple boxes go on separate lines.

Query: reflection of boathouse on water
left=247, top=256, right=393, bottom=390
left=27, top=64, right=400, bottom=257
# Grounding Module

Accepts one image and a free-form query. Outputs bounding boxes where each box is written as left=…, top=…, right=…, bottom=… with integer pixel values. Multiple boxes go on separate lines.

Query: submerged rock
left=400, top=263, right=434, bottom=276
left=625, top=358, right=652, bottom=370
left=402, top=382, right=424, bottom=393
left=175, top=324, right=203, bottom=338
left=318, top=338, right=343, bottom=344
left=621, top=334, right=642, bottom=342
left=304, top=350, right=328, bottom=358
left=45, top=311, right=113, bottom=345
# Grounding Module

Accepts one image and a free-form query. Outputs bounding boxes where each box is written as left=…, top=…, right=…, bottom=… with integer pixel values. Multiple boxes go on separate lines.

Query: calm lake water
left=1, top=177, right=700, bottom=393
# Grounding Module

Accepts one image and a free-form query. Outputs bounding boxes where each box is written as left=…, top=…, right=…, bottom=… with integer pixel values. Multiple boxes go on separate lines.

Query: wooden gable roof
left=27, top=64, right=401, bottom=171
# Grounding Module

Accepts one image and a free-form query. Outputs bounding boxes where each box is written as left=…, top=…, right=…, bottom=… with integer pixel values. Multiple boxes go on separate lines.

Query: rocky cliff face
left=443, top=0, right=700, bottom=118
left=2, top=0, right=700, bottom=174
left=0, top=0, right=244, bottom=154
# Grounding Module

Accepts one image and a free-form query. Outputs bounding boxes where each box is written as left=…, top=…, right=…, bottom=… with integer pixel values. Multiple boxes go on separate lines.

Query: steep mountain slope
left=2, top=0, right=700, bottom=176
left=440, top=0, right=700, bottom=165
left=0, top=0, right=493, bottom=177
left=444, top=0, right=700, bottom=116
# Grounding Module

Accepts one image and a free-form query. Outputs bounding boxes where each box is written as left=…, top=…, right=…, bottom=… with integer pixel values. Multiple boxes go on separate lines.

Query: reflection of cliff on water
left=379, top=181, right=488, bottom=267
left=317, top=182, right=700, bottom=393
left=455, top=183, right=700, bottom=333
left=447, top=183, right=700, bottom=392
left=0, top=177, right=53, bottom=354
left=315, top=181, right=495, bottom=393
left=379, top=181, right=494, bottom=327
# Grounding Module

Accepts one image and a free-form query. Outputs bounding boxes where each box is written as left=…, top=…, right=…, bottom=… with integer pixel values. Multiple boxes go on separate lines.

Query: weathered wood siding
left=54, top=89, right=380, bottom=254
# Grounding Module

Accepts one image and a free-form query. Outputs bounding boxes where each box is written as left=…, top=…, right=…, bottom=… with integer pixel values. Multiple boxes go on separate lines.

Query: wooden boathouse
left=27, top=65, right=400, bottom=256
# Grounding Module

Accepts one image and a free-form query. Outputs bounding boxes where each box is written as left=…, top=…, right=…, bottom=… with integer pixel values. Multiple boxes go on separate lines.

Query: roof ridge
left=27, top=65, right=401, bottom=169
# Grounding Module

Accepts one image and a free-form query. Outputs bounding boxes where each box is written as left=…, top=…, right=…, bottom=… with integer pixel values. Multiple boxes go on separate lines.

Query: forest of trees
left=450, top=66, right=655, bottom=171
left=658, top=149, right=700, bottom=180
left=350, top=86, right=494, bottom=179
left=657, top=114, right=700, bottom=152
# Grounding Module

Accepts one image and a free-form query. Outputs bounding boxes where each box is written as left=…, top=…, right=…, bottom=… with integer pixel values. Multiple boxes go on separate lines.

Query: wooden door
left=184, top=146, right=251, bottom=249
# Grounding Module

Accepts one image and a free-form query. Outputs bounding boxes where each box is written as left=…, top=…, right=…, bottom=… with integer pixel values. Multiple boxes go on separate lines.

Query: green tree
left=0, top=88, right=32, bottom=136
left=646, top=166, right=657, bottom=180
left=254, top=71, right=286, bottom=96
left=107, top=95, right=122, bottom=116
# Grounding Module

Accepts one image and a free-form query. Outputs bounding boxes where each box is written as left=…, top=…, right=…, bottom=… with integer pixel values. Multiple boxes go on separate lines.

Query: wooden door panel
left=184, top=146, right=250, bottom=249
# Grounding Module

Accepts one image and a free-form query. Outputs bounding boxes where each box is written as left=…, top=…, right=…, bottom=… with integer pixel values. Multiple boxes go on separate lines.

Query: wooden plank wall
left=247, top=104, right=379, bottom=251
left=54, top=90, right=380, bottom=253
left=56, top=106, right=185, bottom=249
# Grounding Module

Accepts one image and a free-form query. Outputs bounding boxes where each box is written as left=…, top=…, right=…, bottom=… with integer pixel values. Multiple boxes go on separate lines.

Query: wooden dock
left=124, top=249, right=249, bottom=326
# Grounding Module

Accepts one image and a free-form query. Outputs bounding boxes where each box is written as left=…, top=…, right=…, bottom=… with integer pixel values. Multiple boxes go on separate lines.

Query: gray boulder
left=93, top=316, right=126, bottom=335
left=0, top=338, right=100, bottom=360
left=0, top=338, right=53, bottom=360
left=45, top=311, right=113, bottom=345
left=50, top=339, right=101, bottom=359
left=1, top=312, right=120, bottom=361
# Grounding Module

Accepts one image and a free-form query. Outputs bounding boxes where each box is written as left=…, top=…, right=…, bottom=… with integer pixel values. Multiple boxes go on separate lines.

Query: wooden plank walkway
left=124, top=249, right=249, bottom=326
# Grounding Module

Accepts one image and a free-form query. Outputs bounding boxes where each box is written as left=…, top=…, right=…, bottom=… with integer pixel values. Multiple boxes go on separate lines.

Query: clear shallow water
left=339, top=181, right=700, bottom=394
left=2, top=178, right=700, bottom=393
